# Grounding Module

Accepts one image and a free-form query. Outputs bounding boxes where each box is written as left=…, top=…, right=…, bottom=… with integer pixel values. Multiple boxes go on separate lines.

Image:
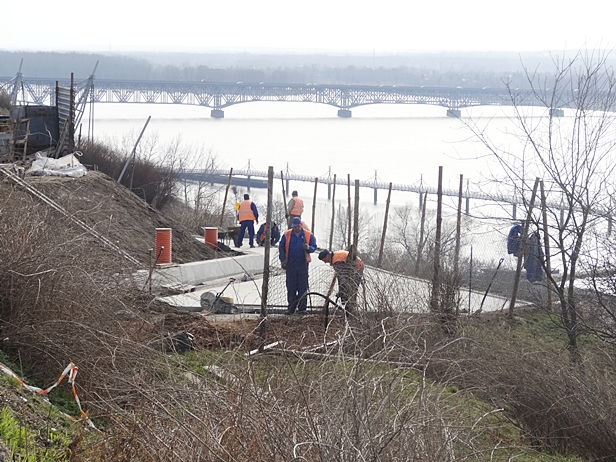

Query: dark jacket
left=507, top=224, right=523, bottom=257
left=256, top=222, right=280, bottom=245
left=525, top=232, right=544, bottom=282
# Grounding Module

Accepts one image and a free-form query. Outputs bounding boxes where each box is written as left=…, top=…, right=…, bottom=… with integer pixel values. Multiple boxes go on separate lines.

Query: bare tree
left=332, top=203, right=376, bottom=253
left=389, top=203, right=463, bottom=278
left=465, top=49, right=616, bottom=359
left=173, top=145, right=222, bottom=232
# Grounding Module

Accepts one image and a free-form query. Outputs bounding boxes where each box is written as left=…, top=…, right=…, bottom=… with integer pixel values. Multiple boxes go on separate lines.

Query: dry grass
left=425, top=312, right=616, bottom=461
left=0, top=168, right=610, bottom=461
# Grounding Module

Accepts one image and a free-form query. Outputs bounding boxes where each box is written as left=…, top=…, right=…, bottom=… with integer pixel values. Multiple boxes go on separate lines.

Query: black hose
left=477, top=258, right=504, bottom=314
left=297, top=291, right=346, bottom=313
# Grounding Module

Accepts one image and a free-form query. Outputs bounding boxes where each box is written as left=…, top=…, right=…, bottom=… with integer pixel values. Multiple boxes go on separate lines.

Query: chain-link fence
left=257, top=190, right=548, bottom=315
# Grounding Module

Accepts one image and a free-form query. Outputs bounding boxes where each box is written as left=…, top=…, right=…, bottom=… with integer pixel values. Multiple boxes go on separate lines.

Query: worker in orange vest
left=318, top=249, right=364, bottom=309
left=256, top=222, right=281, bottom=246
left=286, top=190, right=304, bottom=229
left=236, top=194, right=259, bottom=248
left=279, top=216, right=317, bottom=314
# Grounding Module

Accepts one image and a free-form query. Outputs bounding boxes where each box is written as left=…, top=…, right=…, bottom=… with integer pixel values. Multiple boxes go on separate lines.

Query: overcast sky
left=1, top=0, right=613, bottom=54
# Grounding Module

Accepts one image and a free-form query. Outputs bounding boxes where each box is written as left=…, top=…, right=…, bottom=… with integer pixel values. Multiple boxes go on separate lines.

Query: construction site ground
left=5, top=170, right=533, bottom=354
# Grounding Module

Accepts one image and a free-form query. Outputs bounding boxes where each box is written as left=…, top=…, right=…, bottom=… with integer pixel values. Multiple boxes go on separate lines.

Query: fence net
left=200, top=180, right=568, bottom=317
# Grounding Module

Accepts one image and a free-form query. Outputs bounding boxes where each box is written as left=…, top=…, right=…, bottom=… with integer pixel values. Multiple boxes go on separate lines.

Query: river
left=89, top=101, right=518, bottom=198
left=88, top=101, right=541, bottom=267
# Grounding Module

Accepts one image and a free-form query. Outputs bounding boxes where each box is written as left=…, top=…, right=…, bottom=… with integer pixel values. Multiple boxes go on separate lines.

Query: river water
left=88, top=101, right=539, bottom=266
left=89, top=101, right=517, bottom=196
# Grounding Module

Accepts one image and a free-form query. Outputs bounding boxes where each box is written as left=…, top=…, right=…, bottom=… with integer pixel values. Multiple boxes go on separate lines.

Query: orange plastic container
left=204, top=227, right=218, bottom=249
left=155, top=228, right=172, bottom=264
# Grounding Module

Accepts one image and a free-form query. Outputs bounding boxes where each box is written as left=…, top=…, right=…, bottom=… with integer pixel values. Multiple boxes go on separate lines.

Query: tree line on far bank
left=0, top=49, right=547, bottom=89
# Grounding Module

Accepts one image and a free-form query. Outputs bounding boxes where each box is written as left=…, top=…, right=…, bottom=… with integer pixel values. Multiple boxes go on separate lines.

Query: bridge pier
left=446, top=109, right=461, bottom=118
left=373, top=187, right=377, bottom=205
left=211, top=109, right=224, bottom=118
left=337, top=109, right=352, bottom=118
left=549, top=108, right=564, bottom=117
left=512, top=203, right=517, bottom=220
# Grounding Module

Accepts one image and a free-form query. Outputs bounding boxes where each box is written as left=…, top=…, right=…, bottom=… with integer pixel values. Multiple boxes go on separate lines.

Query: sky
left=1, top=0, right=614, bottom=54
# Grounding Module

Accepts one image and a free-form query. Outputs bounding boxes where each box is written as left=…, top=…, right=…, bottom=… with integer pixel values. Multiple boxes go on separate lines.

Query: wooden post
left=117, top=116, right=151, bottom=184
left=378, top=182, right=392, bottom=268
left=353, top=179, right=360, bottom=250
left=347, top=179, right=360, bottom=311
left=347, top=174, right=352, bottom=248
left=311, top=177, right=318, bottom=233
left=260, top=166, right=274, bottom=347
left=416, top=192, right=427, bottom=274
left=329, top=174, right=337, bottom=251
left=69, top=73, right=75, bottom=155
left=540, top=180, right=553, bottom=312
left=281, top=170, right=289, bottom=228
left=430, top=166, right=443, bottom=314
left=454, top=174, right=463, bottom=316
left=509, top=177, right=540, bottom=318
left=219, top=168, right=233, bottom=228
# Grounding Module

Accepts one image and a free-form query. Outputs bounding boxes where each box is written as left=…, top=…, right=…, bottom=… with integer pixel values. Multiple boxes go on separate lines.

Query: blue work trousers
left=286, top=263, right=309, bottom=313
left=237, top=220, right=255, bottom=247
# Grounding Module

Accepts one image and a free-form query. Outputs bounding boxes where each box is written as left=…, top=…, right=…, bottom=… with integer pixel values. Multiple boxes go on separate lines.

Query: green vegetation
left=0, top=406, right=70, bottom=461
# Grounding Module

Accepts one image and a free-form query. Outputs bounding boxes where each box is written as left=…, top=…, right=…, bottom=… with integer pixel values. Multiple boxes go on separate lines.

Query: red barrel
left=204, top=227, right=218, bottom=249
left=155, top=228, right=172, bottom=264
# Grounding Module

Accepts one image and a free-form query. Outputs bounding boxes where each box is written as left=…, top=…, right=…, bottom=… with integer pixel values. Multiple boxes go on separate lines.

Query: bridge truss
left=0, top=77, right=566, bottom=117
left=182, top=167, right=521, bottom=212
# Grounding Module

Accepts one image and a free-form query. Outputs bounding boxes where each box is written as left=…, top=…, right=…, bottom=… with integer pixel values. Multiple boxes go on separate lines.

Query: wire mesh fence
left=207, top=165, right=583, bottom=318
left=257, top=190, right=545, bottom=315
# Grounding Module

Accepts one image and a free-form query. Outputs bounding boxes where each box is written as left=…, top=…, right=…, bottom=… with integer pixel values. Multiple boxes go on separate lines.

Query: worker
left=300, top=221, right=311, bottom=233
left=236, top=194, right=258, bottom=248
left=286, top=190, right=304, bottom=229
left=279, top=216, right=317, bottom=315
left=256, top=221, right=281, bottom=246
left=318, top=248, right=364, bottom=310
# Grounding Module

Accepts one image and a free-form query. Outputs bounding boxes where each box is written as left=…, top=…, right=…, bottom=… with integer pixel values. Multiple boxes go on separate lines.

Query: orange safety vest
left=289, top=197, right=304, bottom=216
left=332, top=250, right=364, bottom=271
left=258, top=223, right=267, bottom=242
left=301, top=221, right=311, bottom=233
left=284, top=228, right=312, bottom=263
left=238, top=200, right=256, bottom=222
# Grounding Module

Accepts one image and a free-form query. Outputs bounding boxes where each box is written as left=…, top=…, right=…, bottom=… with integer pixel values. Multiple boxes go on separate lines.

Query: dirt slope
left=17, top=170, right=237, bottom=266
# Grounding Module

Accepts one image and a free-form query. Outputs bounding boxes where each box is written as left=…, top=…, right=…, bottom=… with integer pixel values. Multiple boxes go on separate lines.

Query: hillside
left=21, top=170, right=235, bottom=266
left=0, top=167, right=612, bottom=461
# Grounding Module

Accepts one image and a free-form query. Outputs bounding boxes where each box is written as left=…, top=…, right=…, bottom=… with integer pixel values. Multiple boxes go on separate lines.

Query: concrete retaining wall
left=136, top=253, right=265, bottom=290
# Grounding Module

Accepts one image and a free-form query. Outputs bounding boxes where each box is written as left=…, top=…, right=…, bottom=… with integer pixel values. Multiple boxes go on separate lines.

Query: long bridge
left=0, top=75, right=568, bottom=119
left=1, top=72, right=606, bottom=221
left=186, top=167, right=616, bottom=225
left=185, top=167, right=528, bottom=217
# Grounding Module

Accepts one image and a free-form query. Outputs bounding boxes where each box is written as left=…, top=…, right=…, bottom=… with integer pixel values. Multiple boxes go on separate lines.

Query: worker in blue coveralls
left=236, top=194, right=259, bottom=248
left=256, top=221, right=281, bottom=246
left=279, top=216, right=317, bottom=314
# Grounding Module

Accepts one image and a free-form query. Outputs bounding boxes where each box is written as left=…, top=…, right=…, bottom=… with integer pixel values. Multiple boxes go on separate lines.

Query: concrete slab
left=155, top=247, right=528, bottom=316
left=137, top=244, right=277, bottom=291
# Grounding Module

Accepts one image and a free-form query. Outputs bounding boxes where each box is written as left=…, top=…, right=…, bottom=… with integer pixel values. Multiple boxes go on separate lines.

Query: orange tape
left=0, top=361, right=99, bottom=432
